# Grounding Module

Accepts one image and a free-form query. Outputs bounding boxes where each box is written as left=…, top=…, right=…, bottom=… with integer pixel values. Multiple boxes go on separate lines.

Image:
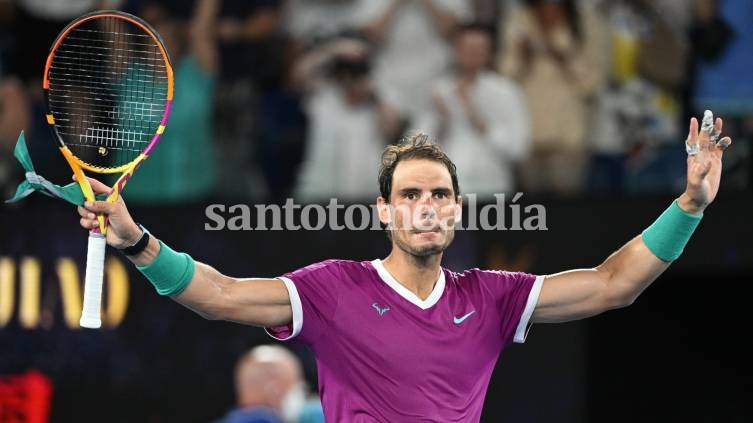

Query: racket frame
left=43, top=10, right=174, bottom=229
left=42, top=10, right=174, bottom=328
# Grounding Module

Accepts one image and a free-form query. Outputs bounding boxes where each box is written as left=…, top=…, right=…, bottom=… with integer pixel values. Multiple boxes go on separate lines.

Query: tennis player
left=78, top=113, right=731, bottom=421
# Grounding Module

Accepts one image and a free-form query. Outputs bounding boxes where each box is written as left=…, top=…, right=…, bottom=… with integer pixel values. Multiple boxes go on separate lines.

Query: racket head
left=43, top=10, right=174, bottom=174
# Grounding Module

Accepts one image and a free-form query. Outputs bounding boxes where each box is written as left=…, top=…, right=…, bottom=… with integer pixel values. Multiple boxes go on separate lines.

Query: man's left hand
left=679, top=110, right=732, bottom=214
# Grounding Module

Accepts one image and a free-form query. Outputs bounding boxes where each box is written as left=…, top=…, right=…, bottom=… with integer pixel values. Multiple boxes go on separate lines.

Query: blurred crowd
left=1, top=0, right=751, bottom=204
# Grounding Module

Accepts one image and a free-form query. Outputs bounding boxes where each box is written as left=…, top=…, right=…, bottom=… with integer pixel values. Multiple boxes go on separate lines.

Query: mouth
left=412, top=228, right=441, bottom=237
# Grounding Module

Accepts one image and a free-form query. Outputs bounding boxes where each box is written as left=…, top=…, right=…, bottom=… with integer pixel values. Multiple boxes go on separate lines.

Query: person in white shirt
left=417, top=23, right=531, bottom=199
left=285, top=0, right=469, bottom=126
left=360, top=0, right=471, bottom=124
left=292, top=38, right=403, bottom=202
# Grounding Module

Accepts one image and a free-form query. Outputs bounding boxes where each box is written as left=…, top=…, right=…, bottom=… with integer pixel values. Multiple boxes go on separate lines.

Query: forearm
left=128, top=236, right=292, bottom=326
left=596, top=235, right=670, bottom=307
left=175, top=263, right=292, bottom=326
left=419, top=0, right=459, bottom=39
left=598, top=195, right=706, bottom=303
left=364, top=0, right=400, bottom=43
left=377, top=100, right=402, bottom=141
left=534, top=197, right=703, bottom=323
left=192, top=0, right=218, bottom=34
left=291, top=45, right=339, bottom=89
left=190, top=0, right=219, bottom=73
left=462, top=100, right=488, bottom=135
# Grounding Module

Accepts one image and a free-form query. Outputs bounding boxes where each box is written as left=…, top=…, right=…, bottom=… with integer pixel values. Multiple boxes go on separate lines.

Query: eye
left=434, top=192, right=446, bottom=199
left=406, top=192, right=418, bottom=200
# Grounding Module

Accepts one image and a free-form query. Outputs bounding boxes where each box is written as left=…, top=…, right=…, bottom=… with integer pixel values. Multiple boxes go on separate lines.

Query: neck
left=382, top=248, right=442, bottom=300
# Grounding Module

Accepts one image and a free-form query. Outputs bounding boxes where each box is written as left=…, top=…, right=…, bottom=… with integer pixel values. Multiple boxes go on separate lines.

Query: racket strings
left=47, top=16, right=168, bottom=170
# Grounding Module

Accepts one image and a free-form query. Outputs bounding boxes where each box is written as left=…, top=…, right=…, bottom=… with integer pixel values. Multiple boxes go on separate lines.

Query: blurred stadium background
left=1, top=0, right=751, bottom=422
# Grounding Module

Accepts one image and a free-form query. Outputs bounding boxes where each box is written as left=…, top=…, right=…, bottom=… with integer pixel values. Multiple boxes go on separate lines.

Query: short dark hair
left=378, top=133, right=460, bottom=202
left=455, top=22, right=495, bottom=39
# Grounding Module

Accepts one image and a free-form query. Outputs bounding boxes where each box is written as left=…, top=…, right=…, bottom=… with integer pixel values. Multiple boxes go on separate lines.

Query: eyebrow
left=431, top=188, right=453, bottom=196
left=397, top=187, right=420, bottom=196
left=397, top=187, right=454, bottom=196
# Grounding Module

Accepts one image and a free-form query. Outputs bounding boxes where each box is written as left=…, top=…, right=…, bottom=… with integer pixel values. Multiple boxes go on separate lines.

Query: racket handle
left=80, top=233, right=106, bottom=329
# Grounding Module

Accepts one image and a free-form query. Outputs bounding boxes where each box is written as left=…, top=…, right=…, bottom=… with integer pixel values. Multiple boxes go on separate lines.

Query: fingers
left=77, top=206, right=95, bottom=219
left=79, top=217, right=99, bottom=230
left=687, top=111, right=729, bottom=156
left=717, top=136, right=732, bottom=152
left=77, top=206, right=99, bottom=229
left=87, top=177, right=113, bottom=195
left=698, top=110, right=713, bottom=150
left=72, top=175, right=112, bottom=195
left=84, top=200, right=115, bottom=215
left=688, top=117, right=698, bottom=140
left=710, top=117, right=723, bottom=144
left=80, top=201, right=111, bottom=230
left=685, top=117, right=699, bottom=156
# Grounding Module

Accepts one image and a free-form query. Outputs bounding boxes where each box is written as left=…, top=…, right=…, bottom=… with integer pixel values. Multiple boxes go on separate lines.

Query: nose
left=419, top=193, right=436, bottom=219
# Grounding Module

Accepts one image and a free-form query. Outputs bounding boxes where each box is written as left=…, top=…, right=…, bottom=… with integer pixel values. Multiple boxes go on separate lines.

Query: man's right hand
left=75, top=177, right=294, bottom=327
left=76, top=177, right=142, bottom=250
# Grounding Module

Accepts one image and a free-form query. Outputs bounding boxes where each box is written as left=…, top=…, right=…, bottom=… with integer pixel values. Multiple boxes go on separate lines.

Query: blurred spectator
left=0, top=77, right=28, bottom=148
left=687, top=0, right=753, bottom=117
left=9, top=0, right=123, bottom=89
left=417, top=23, right=530, bottom=198
left=361, top=0, right=471, bottom=124
left=123, top=0, right=219, bottom=204
left=2, top=1, right=125, bottom=194
left=213, top=1, right=306, bottom=201
left=292, top=37, right=402, bottom=202
left=0, top=77, right=29, bottom=197
left=684, top=0, right=752, bottom=189
left=498, top=0, right=607, bottom=195
left=588, top=0, right=688, bottom=194
left=286, top=0, right=470, bottom=126
left=213, top=345, right=321, bottom=423
left=217, top=0, right=285, bottom=82
left=284, top=0, right=367, bottom=44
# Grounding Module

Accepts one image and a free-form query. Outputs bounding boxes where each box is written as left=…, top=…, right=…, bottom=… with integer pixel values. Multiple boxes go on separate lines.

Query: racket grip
left=80, top=233, right=106, bottom=329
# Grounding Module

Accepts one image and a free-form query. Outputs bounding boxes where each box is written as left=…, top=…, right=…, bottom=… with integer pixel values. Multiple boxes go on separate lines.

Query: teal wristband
left=641, top=200, right=703, bottom=262
left=137, top=240, right=195, bottom=296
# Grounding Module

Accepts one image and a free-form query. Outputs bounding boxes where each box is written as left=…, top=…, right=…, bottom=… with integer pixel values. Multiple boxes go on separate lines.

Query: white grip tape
left=80, top=233, right=106, bottom=328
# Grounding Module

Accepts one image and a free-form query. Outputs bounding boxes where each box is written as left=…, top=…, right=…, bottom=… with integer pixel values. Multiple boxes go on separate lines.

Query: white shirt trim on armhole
left=514, top=275, right=545, bottom=343
left=264, top=276, right=303, bottom=341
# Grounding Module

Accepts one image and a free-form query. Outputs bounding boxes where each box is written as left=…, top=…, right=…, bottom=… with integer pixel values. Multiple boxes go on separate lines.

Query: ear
left=455, top=195, right=463, bottom=221
left=377, top=196, right=391, bottom=225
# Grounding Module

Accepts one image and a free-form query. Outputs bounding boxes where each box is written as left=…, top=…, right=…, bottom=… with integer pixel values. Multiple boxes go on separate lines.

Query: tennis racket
left=43, top=10, right=174, bottom=328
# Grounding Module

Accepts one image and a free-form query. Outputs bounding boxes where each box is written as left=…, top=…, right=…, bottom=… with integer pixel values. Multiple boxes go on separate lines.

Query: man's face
left=455, top=30, right=492, bottom=73
left=378, top=159, right=462, bottom=258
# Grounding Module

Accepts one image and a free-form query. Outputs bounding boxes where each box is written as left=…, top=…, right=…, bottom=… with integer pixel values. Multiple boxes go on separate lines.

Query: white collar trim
left=370, top=259, right=445, bottom=310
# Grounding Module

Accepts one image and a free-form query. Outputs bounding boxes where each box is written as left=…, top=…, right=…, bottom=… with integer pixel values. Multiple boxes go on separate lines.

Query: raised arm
left=417, top=0, right=464, bottom=39
left=533, top=113, right=732, bottom=323
left=77, top=179, right=292, bottom=328
left=189, top=0, right=220, bottom=75
left=290, top=38, right=370, bottom=91
left=363, top=0, right=401, bottom=44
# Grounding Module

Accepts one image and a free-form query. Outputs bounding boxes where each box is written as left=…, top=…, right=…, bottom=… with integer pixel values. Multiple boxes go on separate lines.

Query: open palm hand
left=681, top=110, right=732, bottom=213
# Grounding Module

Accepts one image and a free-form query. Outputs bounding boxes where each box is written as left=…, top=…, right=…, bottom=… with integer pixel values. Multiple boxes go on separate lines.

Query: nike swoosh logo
left=453, top=310, right=476, bottom=324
